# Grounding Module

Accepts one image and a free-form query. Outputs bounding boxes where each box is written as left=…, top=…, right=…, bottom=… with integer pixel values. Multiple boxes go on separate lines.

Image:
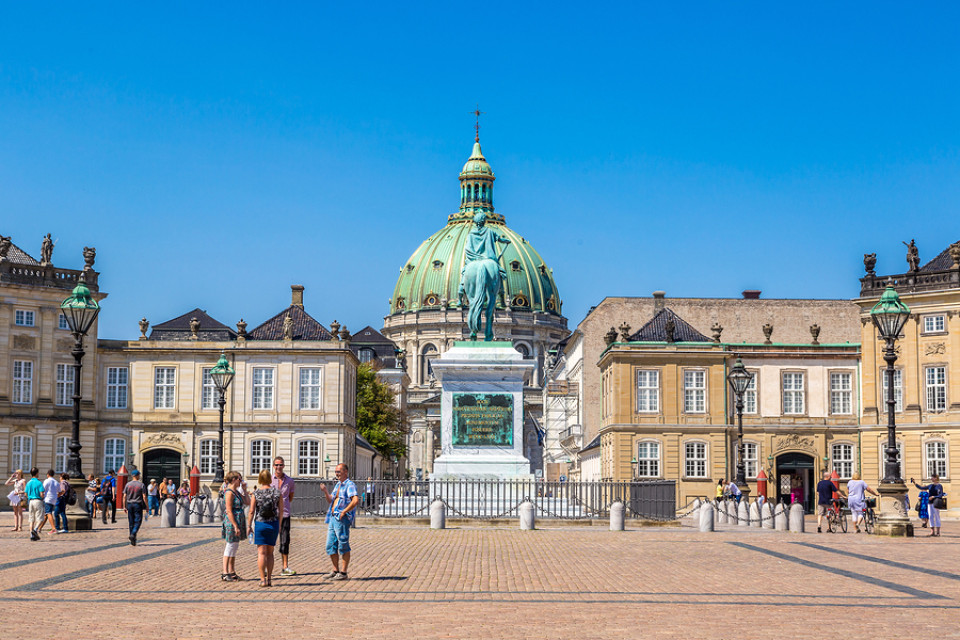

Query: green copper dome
left=389, top=141, right=562, bottom=316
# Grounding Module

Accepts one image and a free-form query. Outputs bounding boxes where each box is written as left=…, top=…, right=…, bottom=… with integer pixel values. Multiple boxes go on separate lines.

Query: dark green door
left=143, top=448, right=182, bottom=486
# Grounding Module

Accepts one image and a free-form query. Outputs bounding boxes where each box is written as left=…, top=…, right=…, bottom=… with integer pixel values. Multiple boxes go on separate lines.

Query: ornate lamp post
left=726, top=357, right=754, bottom=497
left=631, top=456, right=639, bottom=480
left=209, top=352, right=235, bottom=484
left=870, top=283, right=913, bottom=536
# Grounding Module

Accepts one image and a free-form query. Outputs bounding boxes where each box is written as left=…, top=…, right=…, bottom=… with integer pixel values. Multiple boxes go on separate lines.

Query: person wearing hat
left=122, top=470, right=148, bottom=546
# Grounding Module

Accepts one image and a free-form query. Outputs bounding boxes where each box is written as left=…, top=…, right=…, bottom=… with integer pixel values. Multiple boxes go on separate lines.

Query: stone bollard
left=161, top=498, right=177, bottom=528
left=699, top=500, right=715, bottom=532
left=519, top=500, right=536, bottom=530
left=690, top=498, right=701, bottom=521
left=789, top=503, right=805, bottom=533
left=430, top=500, right=446, bottom=530
left=609, top=501, right=625, bottom=531
left=717, top=500, right=728, bottom=524
left=213, top=495, right=223, bottom=521
left=737, top=499, right=749, bottom=526
left=749, top=501, right=762, bottom=528
left=774, top=503, right=788, bottom=531
left=189, top=497, right=202, bottom=525
left=204, top=495, right=215, bottom=523
left=762, top=502, right=775, bottom=530
left=176, top=497, right=190, bottom=527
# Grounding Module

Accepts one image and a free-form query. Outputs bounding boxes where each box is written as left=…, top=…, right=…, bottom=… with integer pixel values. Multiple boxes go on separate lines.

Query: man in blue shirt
left=24, top=468, right=44, bottom=541
left=320, top=463, right=359, bottom=581
left=101, top=470, right=117, bottom=524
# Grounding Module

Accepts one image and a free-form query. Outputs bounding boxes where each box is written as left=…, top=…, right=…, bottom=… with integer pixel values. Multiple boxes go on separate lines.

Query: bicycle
left=858, top=497, right=876, bottom=534
left=827, top=498, right=847, bottom=533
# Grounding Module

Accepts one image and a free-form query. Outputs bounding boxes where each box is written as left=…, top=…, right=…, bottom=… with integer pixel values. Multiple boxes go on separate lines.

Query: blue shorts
left=43, top=502, right=56, bottom=514
left=254, top=519, right=279, bottom=546
left=326, top=516, right=351, bottom=555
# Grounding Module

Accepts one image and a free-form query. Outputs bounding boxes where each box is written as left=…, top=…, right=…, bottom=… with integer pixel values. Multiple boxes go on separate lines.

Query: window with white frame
left=55, top=363, right=75, bottom=406
left=683, top=370, right=706, bottom=413
left=635, top=441, right=660, bottom=478
left=925, top=366, right=947, bottom=412
left=201, top=367, right=218, bottom=410
left=55, top=436, right=70, bottom=473
left=58, top=313, right=69, bottom=330
left=783, top=372, right=805, bottom=415
left=11, top=434, right=33, bottom=471
left=298, top=439, right=321, bottom=476
left=635, top=370, right=659, bottom=413
left=14, top=310, right=35, bottom=326
left=299, top=368, right=322, bottom=410
left=832, top=443, right=854, bottom=479
left=926, top=441, right=948, bottom=478
left=830, top=372, right=853, bottom=415
left=103, top=438, right=125, bottom=473
left=252, top=367, right=274, bottom=410
left=199, top=439, right=218, bottom=475
left=358, top=348, right=375, bottom=364
left=881, top=368, right=903, bottom=413
left=684, top=441, right=707, bottom=478
left=154, top=367, right=176, bottom=409
left=743, top=373, right=758, bottom=414
left=743, top=442, right=758, bottom=479
left=106, top=367, right=128, bottom=409
left=923, top=315, right=946, bottom=334
left=12, top=361, right=32, bottom=404
left=250, top=439, right=273, bottom=475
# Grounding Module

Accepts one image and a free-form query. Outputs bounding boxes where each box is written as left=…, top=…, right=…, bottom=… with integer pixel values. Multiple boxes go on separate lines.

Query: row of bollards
left=428, top=499, right=630, bottom=531
left=695, top=497, right=805, bottom=533
left=158, top=496, right=217, bottom=528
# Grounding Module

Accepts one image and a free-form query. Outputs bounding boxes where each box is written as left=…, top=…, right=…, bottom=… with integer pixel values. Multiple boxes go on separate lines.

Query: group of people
left=6, top=468, right=75, bottom=539
left=219, top=456, right=359, bottom=587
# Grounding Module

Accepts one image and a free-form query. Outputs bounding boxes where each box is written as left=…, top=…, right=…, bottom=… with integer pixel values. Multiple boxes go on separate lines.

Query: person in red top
left=271, top=456, right=296, bottom=576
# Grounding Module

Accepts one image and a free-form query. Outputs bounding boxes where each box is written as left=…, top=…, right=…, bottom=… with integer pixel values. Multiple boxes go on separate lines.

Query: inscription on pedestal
left=452, top=393, right=513, bottom=447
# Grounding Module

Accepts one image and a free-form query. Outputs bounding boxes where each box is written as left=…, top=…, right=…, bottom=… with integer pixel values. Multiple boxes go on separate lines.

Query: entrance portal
left=143, top=448, right=183, bottom=486
left=775, top=452, right=815, bottom=513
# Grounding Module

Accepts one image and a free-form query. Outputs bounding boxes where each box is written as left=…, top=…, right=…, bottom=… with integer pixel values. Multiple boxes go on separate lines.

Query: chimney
left=291, top=284, right=305, bottom=308
left=742, top=290, right=761, bottom=300
left=652, top=291, right=666, bottom=312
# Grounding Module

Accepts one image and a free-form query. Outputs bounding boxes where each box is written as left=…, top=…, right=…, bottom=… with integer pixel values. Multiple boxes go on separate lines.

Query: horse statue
left=458, top=212, right=510, bottom=341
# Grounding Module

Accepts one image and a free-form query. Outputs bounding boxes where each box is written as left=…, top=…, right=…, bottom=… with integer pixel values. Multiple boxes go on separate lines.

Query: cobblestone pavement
left=0, top=512, right=957, bottom=639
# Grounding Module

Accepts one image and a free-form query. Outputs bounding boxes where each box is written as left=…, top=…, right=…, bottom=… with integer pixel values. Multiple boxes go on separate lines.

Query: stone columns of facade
left=425, top=426, right=435, bottom=475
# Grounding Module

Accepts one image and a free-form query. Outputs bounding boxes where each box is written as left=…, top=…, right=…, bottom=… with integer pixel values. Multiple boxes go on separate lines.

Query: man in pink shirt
left=271, top=456, right=296, bottom=576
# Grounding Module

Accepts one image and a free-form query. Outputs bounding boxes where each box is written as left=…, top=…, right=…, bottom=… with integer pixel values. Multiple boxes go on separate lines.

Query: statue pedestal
left=430, top=342, right=533, bottom=479
left=875, top=482, right=914, bottom=537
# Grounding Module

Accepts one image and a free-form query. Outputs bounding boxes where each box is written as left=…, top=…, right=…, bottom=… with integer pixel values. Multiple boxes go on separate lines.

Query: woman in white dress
left=5, top=470, right=26, bottom=531
left=846, top=472, right=878, bottom=534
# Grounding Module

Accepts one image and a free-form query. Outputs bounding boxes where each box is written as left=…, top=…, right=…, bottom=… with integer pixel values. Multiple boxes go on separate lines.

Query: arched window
left=12, top=434, right=33, bottom=472
left=925, top=440, right=948, bottom=479
left=250, top=439, right=273, bottom=475
left=298, top=439, right=321, bottom=476
left=420, top=344, right=438, bottom=384
left=103, top=438, right=126, bottom=473
left=55, top=436, right=70, bottom=473
left=199, top=439, right=219, bottom=475
left=515, top=343, right=530, bottom=358
left=473, top=184, right=479, bottom=200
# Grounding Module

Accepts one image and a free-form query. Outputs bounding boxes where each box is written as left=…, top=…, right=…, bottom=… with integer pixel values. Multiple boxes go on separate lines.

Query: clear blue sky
left=3, top=3, right=959, bottom=339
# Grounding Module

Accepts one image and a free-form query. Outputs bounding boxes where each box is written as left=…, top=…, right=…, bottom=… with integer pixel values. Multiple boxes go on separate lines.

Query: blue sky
left=2, top=3, right=959, bottom=339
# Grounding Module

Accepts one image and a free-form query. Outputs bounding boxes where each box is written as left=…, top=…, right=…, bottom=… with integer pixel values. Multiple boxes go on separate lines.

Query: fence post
left=774, top=503, right=788, bottom=531
left=609, top=501, right=625, bottom=531
left=189, top=497, right=202, bottom=525
left=737, top=499, right=749, bottom=526
left=699, top=500, right=715, bottom=532
left=689, top=498, right=701, bottom=524
left=519, top=500, right=535, bottom=530
left=430, top=499, right=446, bottom=530
left=176, top=497, right=190, bottom=527
left=789, top=503, right=805, bottom=533
left=204, top=493, right=215, bottom=523
left=762, top=502, right=775, bottom=530
left=717, top=500, right=727, bottom=524
left=749, top=501, right=761, bottom=528
left=161, top=498, right=177, bottom=528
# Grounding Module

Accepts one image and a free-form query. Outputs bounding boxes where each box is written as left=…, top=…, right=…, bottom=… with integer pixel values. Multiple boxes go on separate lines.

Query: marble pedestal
left=430, top=341, right=534, bottom=479
left=875, top=482, right=914, bottom=537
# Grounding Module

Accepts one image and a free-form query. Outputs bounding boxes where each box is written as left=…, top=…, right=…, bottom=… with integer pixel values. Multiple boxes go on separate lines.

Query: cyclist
left=846, top=472, right=878, bottom=533
left=816, top=471, right=846, bottom=533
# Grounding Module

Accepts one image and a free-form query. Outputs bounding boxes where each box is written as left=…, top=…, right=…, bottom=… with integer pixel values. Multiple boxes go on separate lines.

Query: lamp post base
left=736, top=483, right=752, bottom=499
left=875, top=482, right=914, bottom=537
left=66, top=478, right=93, bottom=531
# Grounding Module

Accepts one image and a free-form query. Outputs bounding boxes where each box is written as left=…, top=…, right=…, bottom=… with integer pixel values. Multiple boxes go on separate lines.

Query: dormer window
left=406, top=264, right=415, bottom=272
left=512, top=294, right=529, bottom=308
left=510, top=260, right=521, bottom=272
left=433, top=260, right=444, bottom=270
left=424, top=293, right=440, bottom=307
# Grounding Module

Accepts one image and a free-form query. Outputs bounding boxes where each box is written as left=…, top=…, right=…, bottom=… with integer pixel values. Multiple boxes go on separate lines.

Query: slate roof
left=352, top=326, right=395, bottom=345
left=356, top=433, right=377, bottom=454
left=920, top=241, right=960, bottom=272
left=248, top=305, right=333, bottom=341
left=580, top=434, right=601, bottom=453
left=149, top=308, right=237, bottom=341
left=627, top=307, right=711, bottom=343
left=0, top=238, right=41, bottom=266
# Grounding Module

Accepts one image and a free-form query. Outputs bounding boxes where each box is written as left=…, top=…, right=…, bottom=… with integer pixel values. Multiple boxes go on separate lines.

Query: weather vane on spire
left=472, top=104, right=485, bottom=142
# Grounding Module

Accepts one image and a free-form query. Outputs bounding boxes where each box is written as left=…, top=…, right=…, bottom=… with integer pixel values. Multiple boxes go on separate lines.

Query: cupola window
left=512, top=294, right=529, bottom=308
left=432, top=260, right=444, bottom=270
left=510, top=260, right=521, bottom=272
left=424, top=293, right=440, bottom=307
left=396, top=296, right=405, bottom=310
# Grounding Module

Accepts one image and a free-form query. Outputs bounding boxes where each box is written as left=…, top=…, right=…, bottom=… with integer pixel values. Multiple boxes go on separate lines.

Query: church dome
left=389, top=140, right=562, bottom=317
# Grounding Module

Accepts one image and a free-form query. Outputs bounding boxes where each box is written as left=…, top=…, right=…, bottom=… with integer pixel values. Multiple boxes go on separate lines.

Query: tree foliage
left=355, top=362, right=407, bottom=460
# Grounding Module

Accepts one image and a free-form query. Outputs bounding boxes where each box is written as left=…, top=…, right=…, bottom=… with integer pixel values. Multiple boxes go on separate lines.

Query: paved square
left=0, top=513, right=957, bottom=639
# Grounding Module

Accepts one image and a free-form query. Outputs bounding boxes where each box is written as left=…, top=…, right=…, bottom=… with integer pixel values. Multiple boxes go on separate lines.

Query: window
left=881, top=369, right=903, bottom=413
left=832, top=443, right=854, bottom=479
left=358, top=348, right=375, bottom=364
left=743, top=442, right=758, bottom=479
left=926, top=441, right=948, bottom=479
left=250, top=439, right=273, bottom=475
left=55, top=436, right=70, bottom=473
left=515, top=344, right=530, bottom=358
left=923, top=315, right=946, bottom=334
left=199, top=439, right=218, bottom=475
left=830, top=372, right=853, bottom=415
left=298, top=439, right=321, bottom=476
left=58, top=313, right=69, bottom=330
left=299, top=368, right=322, bottom=410
left=684, top=441, right=707, bottom=478
left=55, top=363, right=75, bottom=406
left=106, top=367, right=128, bottom=409
left=636, top=370, right=660, bottom=413
left=878, top=440, right=904, bottom=479
left=683, top=370, right=706, bottom=413
left=103, top=438, right=125, bottom=473
left=14, top=310, right=35, bottom=326
left=636, top=441, right=660, bottom=478
left=783, top=372, right=805, bottom=415
left=926, top=366, right=947, bottom=412
left=743, top=373, right=758, bottom=414
left=201, top=367, right=218, bottom=410
left=154, top=367, right=176, bottom=409
left=11, top=435, right=32, bottom=471
left=420, top=344, right=438, bottom=384
left=252, top=368, right=275, bottom=409
left=12, top=361, right=33, bottom=404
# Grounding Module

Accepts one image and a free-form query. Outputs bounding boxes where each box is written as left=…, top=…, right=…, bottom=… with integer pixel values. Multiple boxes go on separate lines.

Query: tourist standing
left=250, top=469, right=283, bottom=587
left=123, top=470, right=148, bottom=545
left=84, top=474, right=99, bottom=520
left=54, top=473, right=70, bottom=533
left=365, top=477, right=375, bottom=509
left=912, top=476, right=945, bottom=537
left=147, top=479, right=160, bottom=516
left=220, top=471, right=246, bottom=582
left=917, top=489, right=930, bottom=528
left=271, top=456, right=296, bottom=576
left=101, top=470, right=117, bottom=524
left=320, top=463, right=359, bottom=581
left=726, top=479, right=742, bottom=505
left=5, top=469, right=26, bottom=532
left=25, top=468, right=44, bottom=541
left=159, top=477, right=170, bottom=501
left=845, top=472, right=878, bottom=533
left=41, top=469, right=60, bottom=536
left=715, top=479, right=725, bottom=506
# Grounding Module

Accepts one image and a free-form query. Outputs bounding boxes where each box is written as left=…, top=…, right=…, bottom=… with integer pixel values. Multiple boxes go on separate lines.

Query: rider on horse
left=458, top=211, right=510, bottom=340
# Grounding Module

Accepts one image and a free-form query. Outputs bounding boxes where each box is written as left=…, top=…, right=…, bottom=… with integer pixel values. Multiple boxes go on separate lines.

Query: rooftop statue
left=40, top=233, right=55, bottom=266
left=904, top=239, right=919, bottom=273
left=458, top=211, right=510, bottom=340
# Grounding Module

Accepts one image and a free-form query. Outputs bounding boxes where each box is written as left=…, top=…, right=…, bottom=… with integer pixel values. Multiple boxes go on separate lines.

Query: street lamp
left=209, top=352, right=235, bottom=484
left=60, top=274, right=101, bottom=480
left=324, top=454, right=332, bottom=478
left=726, top=356, right=754, bottom=496
left=631, top=456, right=639, bottom=480
left=869, top=282, right=912, bottom=536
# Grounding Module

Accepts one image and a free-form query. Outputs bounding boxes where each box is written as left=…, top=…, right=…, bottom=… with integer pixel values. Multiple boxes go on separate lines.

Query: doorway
left=143, top=448, right=183, bottom=486
left=775, top=452, right=815, bottom=513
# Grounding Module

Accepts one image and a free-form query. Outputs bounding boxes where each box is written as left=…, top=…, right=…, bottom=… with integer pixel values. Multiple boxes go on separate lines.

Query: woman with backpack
left=248, top=468, right=282, bottom=587
left=220, top=471, right=246, bottom=582
left=912, top=475, right=946, bottom=537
